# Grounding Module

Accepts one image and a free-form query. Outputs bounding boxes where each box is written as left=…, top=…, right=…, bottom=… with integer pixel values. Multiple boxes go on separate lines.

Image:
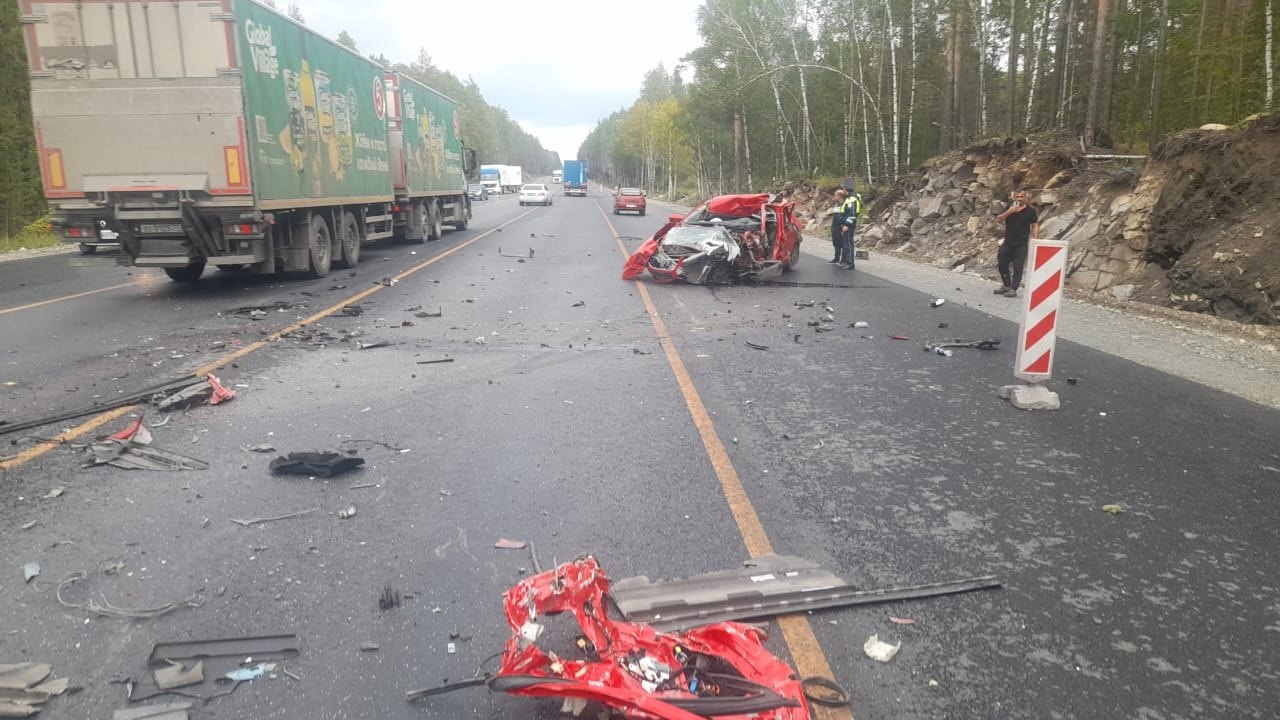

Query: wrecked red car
left=411, top=556, right=810, bottom=720
left=622, top=194, right=803, bottom=285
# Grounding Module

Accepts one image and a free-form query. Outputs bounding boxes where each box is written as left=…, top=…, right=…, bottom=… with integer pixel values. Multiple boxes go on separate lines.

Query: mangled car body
left=623, top=194, right=802, bottom=285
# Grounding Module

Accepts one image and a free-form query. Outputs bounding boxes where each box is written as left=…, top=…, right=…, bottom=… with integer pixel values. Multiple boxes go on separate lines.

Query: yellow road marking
left=604, top=207, right=853, bottom=720
left=0, top=281, right=136, bottom=316
left=1, top=212, right=534, bottom=473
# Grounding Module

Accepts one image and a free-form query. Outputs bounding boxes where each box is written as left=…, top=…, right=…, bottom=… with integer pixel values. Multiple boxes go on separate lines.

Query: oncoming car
left=614, top=187, right=646, bottom=216
left=519, top=184, right=552, bottom=206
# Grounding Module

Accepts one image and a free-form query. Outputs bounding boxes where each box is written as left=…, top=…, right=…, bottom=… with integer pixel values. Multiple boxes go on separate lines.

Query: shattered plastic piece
left=269, top=452, right=365, bottom=478
left=357, top=341, right=390, bottom=350
left=889, top=617, right=916, bottom=625
left=890, top=335, right=910, bottom=341
left=43, top=488, right=64, bottom=499
left=447, top=643, right=457, bottom=654
left=338, top=506, right=358, bottom=519
left=853, top=321, right=869, bottom=328
left=571, top=300, right=586, bottom=307
left=863, top=635, right=901, bottom=662
left=0, top=663, right=51, bottom=690
left=229, top=508, right=319, bottom=527
left=494, top=538, right=527, bottom=550
left=744, top=341, right=769, bottom=351
left=22, top=563, right=39, bottom=583
left=223, top=665, right=267, bottom=682
left=20, top=522, right=36, bottom=531
left=245, top=444, right=276, bottom=453
left=930, top=298, right=946, bottom=307
left=360, top=642, right=380, bottom=652
left=153, top=661, right=203, bottom=690
left=112, top=703, right=193, bottom=720
left=206, top=375, right=235, bottom=405
left=1101, top=504, right=1126, bottom=514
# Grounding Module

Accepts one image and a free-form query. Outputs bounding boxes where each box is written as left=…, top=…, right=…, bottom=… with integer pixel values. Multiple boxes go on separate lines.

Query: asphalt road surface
left=2, top=187, right=1278, bottom=720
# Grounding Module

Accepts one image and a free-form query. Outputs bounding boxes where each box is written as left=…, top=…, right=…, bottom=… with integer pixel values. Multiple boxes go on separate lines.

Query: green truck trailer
left=18, top=0, right=475, bottom=281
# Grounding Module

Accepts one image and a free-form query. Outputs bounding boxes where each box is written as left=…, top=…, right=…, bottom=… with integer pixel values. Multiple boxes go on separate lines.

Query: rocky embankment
left=784, top=115, right=1280, bottom=326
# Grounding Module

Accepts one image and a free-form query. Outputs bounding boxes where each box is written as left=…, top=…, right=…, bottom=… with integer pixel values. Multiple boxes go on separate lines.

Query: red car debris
left=622, top=194, right=803, bottom=285
left=411, top=556, right=811, bottom=719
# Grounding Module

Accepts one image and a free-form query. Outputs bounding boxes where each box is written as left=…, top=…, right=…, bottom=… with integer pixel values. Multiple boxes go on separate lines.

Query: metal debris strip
left=415, top=358, right=454, bottom=365
left=414, top=308, right=444, bottom=318
left=497, top=246, right=534, bottom=258
left=54, top=572, right=203, bottom=619
left=127, top=636, right=300, bottom=703
left=611, top=555, right=1001, bottom=632
left=745, top=341, right=770, bottom=350
left=229, top=507, right=319, bottom=527
left=923, top=338, right=1001, bottom=351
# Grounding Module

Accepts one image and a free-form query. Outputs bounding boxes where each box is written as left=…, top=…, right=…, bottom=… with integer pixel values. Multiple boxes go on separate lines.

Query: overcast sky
left=293, top=1, right=703, bottom=162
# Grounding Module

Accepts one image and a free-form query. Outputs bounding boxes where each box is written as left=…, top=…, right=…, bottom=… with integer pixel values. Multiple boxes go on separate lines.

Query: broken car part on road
left=923, top=338, right=1002, bottom=352
left=408, top=556, right=814, bottom=720
left=127, top=635, right=299, bottom=702
left=268, top=452, right=365, bottom=478
left=611, top=555, right=1001, bottom=632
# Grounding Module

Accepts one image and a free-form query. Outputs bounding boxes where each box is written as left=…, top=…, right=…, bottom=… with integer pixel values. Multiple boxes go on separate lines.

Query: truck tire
left=164, top=262, right=205, bottom=282
left=304, top=213, right=332, bottom=278
left=453, top=203, right=469, bottom=230
left=337, top=211, right=361, bottom=268
left=407, top=201, right=428, bottom=244
left=427, top=200, right=443, bottom=242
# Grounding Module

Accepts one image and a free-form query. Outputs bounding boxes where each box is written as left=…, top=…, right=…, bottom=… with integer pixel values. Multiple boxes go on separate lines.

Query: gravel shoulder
left=800, top=238, right=1280, bottom=410
left=0, top=243, right=80, bottom=264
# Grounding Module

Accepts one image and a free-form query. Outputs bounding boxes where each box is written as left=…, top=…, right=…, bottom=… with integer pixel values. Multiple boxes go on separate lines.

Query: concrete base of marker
left=997, top=383, right=1061, bottom=411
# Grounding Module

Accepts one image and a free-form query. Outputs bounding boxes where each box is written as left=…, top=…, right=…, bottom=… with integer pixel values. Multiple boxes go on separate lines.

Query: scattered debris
left=348, top=482, right=377, bottom=489
left=227, top=301, right=297, bottom=318
left=933, top=347, right=954, bottom=357
left=745, top=341, right=770, bottom=351
left=22, top=563, right=39, bottom=583
left=930, top=298, right=946, bottom=307
left=889, top=335, right=910, bottom=341
left=863, top=635, right=901, bottom=662
left=128, top=636, right=299, bottom=702
left=153, top=661, right=203, bottom=691
left=337, top=506, right=358, bottom=519
left=571, top=300, right=586, bottom=307
left=923, top=338, right=1000, bottom=351
left=498, top=246, right=534, bottom=258
left=269, top=452, right=365, bottom=477
left=0, top=663, right=51, bottom=692
left=1101, top=504, right=1126, bottom=514
left=1067, top=377, right=1079, bottom=385
left=379, top=584, right=401, bottom=611
left=938, top=322, right=949, bottom=329
left=612, top=555, right=1000, bottom=632
left=795, top=300, right=815, bottom=308
left=415, top=358, right=454, bottom=365
left=113, top=702, right=192, bottom=720
left=997, top=384, right=1061, bottom=411
left=154, top=375, right=235, bottom=411
left=888, top=617, right=916, bottom=625
left=340, top=305, right=364, bottom=317
left=229, top=508, right=319, bottom=527
left=244, top=444, right=276, bottom=453
left=414, top=308, right=443, bottom=318
left=494, top=538, right=527, bottom=550
left=53, top=571, right=202, bottom=619
left=632, top=348, right=652, bottom=355
left=360, top=643, right=380, bottom=653
left=20, top=522, right=36, bottom=531
left=852, top=321, right=869, bottom=328
left=375, top=277, right=397, bottom=287
left=446, top=642, right=456, bottom=654
left=356, top=340, right=390, bottom=350
left=42, top=488, right=63, bottom=499
left=86, top=421, right=209, bottom=471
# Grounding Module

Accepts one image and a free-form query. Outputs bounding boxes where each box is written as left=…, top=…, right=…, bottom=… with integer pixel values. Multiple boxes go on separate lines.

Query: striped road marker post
left=999, top=238, right=1069, bottom=410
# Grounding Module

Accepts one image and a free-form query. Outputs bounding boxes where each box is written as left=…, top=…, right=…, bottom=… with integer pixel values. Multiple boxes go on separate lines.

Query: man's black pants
left=998, top=241, right=1029, bottom=289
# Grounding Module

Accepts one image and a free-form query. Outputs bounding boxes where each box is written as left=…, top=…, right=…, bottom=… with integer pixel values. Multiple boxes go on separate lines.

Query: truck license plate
left=138, top=223, right=184, bottom=234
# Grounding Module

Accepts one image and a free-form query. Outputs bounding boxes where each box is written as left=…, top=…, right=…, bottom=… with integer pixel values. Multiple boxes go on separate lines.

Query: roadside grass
left=0, top=215, right=62, bottom=254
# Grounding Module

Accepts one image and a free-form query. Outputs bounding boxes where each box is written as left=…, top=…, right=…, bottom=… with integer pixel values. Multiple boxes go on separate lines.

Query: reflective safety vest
left=840, top=194, right=862, bottom=226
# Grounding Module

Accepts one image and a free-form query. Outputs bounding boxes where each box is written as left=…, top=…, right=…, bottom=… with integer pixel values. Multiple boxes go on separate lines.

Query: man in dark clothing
left=994, top=190, right=1039, bottom=297
left=828, top=189, right=846, bottom=263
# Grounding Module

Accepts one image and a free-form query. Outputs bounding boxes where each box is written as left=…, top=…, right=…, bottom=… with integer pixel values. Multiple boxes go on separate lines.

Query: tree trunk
left=1192, top=0, right=1208, bottom=123
left=906, top=0, right=918, bottom=168
left=1268, top=0, right=1275, bottom=111
left=1084, top=0, right=1109, bottom=147
left=974, top=0, right=988, bottom=136
left=942, top=7, right=960, bottom=152
left=733, top=111, right=743, bottom=192
left=1009, top=0, right=1019, bottom=136
left=1051, top=0, right=1071, bottom=125
left=1150, top=0, right=1170, bottom=147
left=886, top=0, right=901, bottom=177
left=1026, top=0, right=1052, bottom=129
left=790, top=31, right=814, bottom=174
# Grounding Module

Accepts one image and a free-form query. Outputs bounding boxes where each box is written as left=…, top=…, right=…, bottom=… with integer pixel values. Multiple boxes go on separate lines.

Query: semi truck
left=479, top=165, right=503, bottom=194
left=563, top=160, right=588, bottom=196
left=19, top=0, right=476, bottom=282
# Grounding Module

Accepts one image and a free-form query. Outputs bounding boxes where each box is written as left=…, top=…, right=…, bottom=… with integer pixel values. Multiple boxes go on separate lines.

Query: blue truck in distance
left=563, top=160, right=588, bottom=196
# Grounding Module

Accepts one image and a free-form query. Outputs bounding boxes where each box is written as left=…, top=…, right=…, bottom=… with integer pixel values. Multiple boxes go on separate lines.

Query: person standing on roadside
left=837, top=185, right=862, bottom=269
left=994, top=190, right=1039, bottom=296
left=828, top=188, right=847, bottom=263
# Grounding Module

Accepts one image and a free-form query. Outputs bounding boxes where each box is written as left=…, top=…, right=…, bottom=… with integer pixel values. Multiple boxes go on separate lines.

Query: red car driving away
left=614, top=187, right=647, bottom=216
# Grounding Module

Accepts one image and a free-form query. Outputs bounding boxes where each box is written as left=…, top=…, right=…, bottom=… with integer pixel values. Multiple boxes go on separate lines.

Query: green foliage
left=0, top=0, right=45, bottom=238
left=0, top=214, right=59, bottom=254
left=336, top=31, right=358, bottom=51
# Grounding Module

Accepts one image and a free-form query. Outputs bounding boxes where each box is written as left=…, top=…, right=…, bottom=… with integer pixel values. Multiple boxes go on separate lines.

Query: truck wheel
left=427, top=201, right=443, bottom=242
left=305, top=214, right=332, bottom=278
left=164, top=262, right=205, bottom=282
left=453, top=204, right=469, bottom=230
left=337, top=211, right=361, bottom=268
